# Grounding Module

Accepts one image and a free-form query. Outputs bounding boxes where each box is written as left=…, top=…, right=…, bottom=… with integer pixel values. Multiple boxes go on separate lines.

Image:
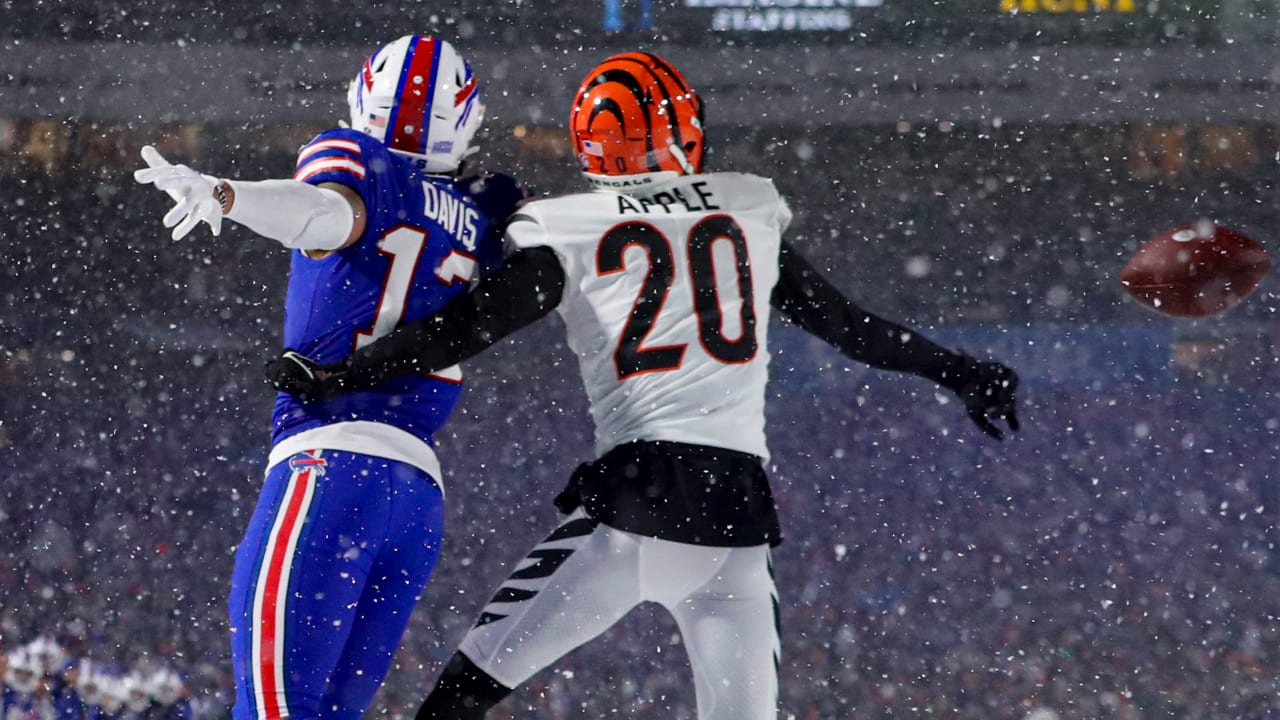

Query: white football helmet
left=147, top=668, right=185, bottom=706
left=123, top=672, right=152, bottom=712
left=4, top=647, right=41, bottom=694
left=25, top=635, right=65, bottom=675
left=74, top=660, right=107, bottom=707
left=99, top=675, right=126, bottom=714
left=346, top=35, right=484, bottom=174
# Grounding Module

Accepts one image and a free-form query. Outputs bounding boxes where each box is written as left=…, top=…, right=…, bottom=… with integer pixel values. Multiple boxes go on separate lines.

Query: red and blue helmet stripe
left=387, top=35, right=442, bottom=158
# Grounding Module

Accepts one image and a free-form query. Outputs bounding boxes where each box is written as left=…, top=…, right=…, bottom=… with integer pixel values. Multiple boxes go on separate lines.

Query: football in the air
left=1119, top=221, right=1271, bottom=318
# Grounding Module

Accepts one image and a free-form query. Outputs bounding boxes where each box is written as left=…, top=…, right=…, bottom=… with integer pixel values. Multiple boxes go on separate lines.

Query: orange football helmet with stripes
left=570, top=52, right=705, bottom=187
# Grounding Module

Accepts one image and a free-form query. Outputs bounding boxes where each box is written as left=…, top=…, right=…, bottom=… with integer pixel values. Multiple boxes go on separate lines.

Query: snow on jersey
left=507, top=172, right=792, bottom=460
left=272, top=128, right=518, bottom=449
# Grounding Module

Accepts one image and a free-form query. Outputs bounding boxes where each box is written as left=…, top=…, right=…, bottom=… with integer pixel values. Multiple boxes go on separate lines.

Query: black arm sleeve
left=769, top=240, right=966, bottom=390
left=337, top=246, right=566, bottom=389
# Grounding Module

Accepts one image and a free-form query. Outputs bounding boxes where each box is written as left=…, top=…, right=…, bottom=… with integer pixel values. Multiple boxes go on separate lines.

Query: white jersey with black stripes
left=505, top=171, right=793, bottom=460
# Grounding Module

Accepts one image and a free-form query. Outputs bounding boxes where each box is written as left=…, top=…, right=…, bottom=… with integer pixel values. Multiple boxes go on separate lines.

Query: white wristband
left=225, top=179, right=355, bottom=251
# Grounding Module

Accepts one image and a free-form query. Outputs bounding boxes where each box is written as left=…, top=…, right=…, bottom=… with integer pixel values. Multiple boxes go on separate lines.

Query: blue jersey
left=270, top=129, right=520, bottom=449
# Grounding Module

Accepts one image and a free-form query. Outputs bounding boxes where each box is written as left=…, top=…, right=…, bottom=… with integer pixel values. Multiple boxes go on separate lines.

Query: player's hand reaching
left=133, top=145, right=224, bottom=240
left=947, top=355, right=1020, bottom=440
left=265, top=349, right=391, bottom=400
left=264, top=350, right=345, bottom=401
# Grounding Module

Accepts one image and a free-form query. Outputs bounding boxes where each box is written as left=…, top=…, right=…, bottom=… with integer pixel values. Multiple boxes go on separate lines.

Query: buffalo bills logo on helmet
left=455, top=76, right=477, bottom=106
left=454, top=74, right=479, bottom=130
left=362, top=56, right=376, bottom=93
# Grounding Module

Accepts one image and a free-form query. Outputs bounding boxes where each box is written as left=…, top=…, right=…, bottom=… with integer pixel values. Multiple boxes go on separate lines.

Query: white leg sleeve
left=225, top=179, right=354, bottom=251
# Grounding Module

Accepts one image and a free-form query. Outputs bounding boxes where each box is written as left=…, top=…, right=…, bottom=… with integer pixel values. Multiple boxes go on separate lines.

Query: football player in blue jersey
left=134, top=35, right=525, bottom=720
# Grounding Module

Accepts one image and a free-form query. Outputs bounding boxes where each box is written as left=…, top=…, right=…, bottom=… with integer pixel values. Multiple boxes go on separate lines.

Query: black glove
left=553, top=461, right=596, bottom=515
left=946, top=355, right=1021, bottom=440
left=264, top=350, right=346, bottom=402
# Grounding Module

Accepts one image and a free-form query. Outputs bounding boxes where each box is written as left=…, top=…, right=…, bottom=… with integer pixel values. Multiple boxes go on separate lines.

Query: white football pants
left=458, top=509, right=780, bottom=720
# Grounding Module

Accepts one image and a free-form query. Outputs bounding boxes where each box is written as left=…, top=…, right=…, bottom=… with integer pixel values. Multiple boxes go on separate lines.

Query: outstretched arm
left=266, top=246, right=566, bottom=398
left=769, top=240, right=1020, bottom=439
left=133, top=145, right=364, bottom=253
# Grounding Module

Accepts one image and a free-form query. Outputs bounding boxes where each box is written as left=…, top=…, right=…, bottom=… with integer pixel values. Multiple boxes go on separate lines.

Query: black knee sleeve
left=415, top=652, right=512, bottom=720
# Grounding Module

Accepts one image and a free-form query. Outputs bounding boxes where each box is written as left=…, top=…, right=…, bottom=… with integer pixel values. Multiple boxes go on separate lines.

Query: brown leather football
left=1120, top=222, right=1270, bottom=318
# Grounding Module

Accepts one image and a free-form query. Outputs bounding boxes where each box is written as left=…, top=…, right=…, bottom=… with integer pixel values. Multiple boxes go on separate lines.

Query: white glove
left=133, top=145, right=223, bottom=240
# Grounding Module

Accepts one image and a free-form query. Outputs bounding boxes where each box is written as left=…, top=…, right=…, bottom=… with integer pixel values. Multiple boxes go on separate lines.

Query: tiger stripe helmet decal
left=570, top=52, right=705, bottom=182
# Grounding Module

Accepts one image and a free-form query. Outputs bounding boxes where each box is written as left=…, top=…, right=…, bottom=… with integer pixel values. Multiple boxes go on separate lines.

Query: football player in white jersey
left=268, top=51, right=1019, bottom=720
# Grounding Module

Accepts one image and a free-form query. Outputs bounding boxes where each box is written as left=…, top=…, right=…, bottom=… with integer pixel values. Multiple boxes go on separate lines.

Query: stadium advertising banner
left=668, top=0, right=1219, bottom=43
left=999, top=0, right=1137, bottom=12
left=682, top=0, right=883, bottom=32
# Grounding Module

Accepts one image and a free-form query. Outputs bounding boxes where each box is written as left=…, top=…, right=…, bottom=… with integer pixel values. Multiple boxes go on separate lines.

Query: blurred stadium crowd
left=2, top=115, right=1279, bottom=720
left=0, top=635, right=195, bottom=720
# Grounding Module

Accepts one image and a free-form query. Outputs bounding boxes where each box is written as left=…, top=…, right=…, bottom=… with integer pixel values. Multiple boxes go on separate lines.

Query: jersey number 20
left=597, top=216, right=757, bottom=379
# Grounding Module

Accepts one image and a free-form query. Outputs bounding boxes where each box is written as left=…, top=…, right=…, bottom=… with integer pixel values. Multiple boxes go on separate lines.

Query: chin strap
left=667, top=142, right=696, bottom=175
